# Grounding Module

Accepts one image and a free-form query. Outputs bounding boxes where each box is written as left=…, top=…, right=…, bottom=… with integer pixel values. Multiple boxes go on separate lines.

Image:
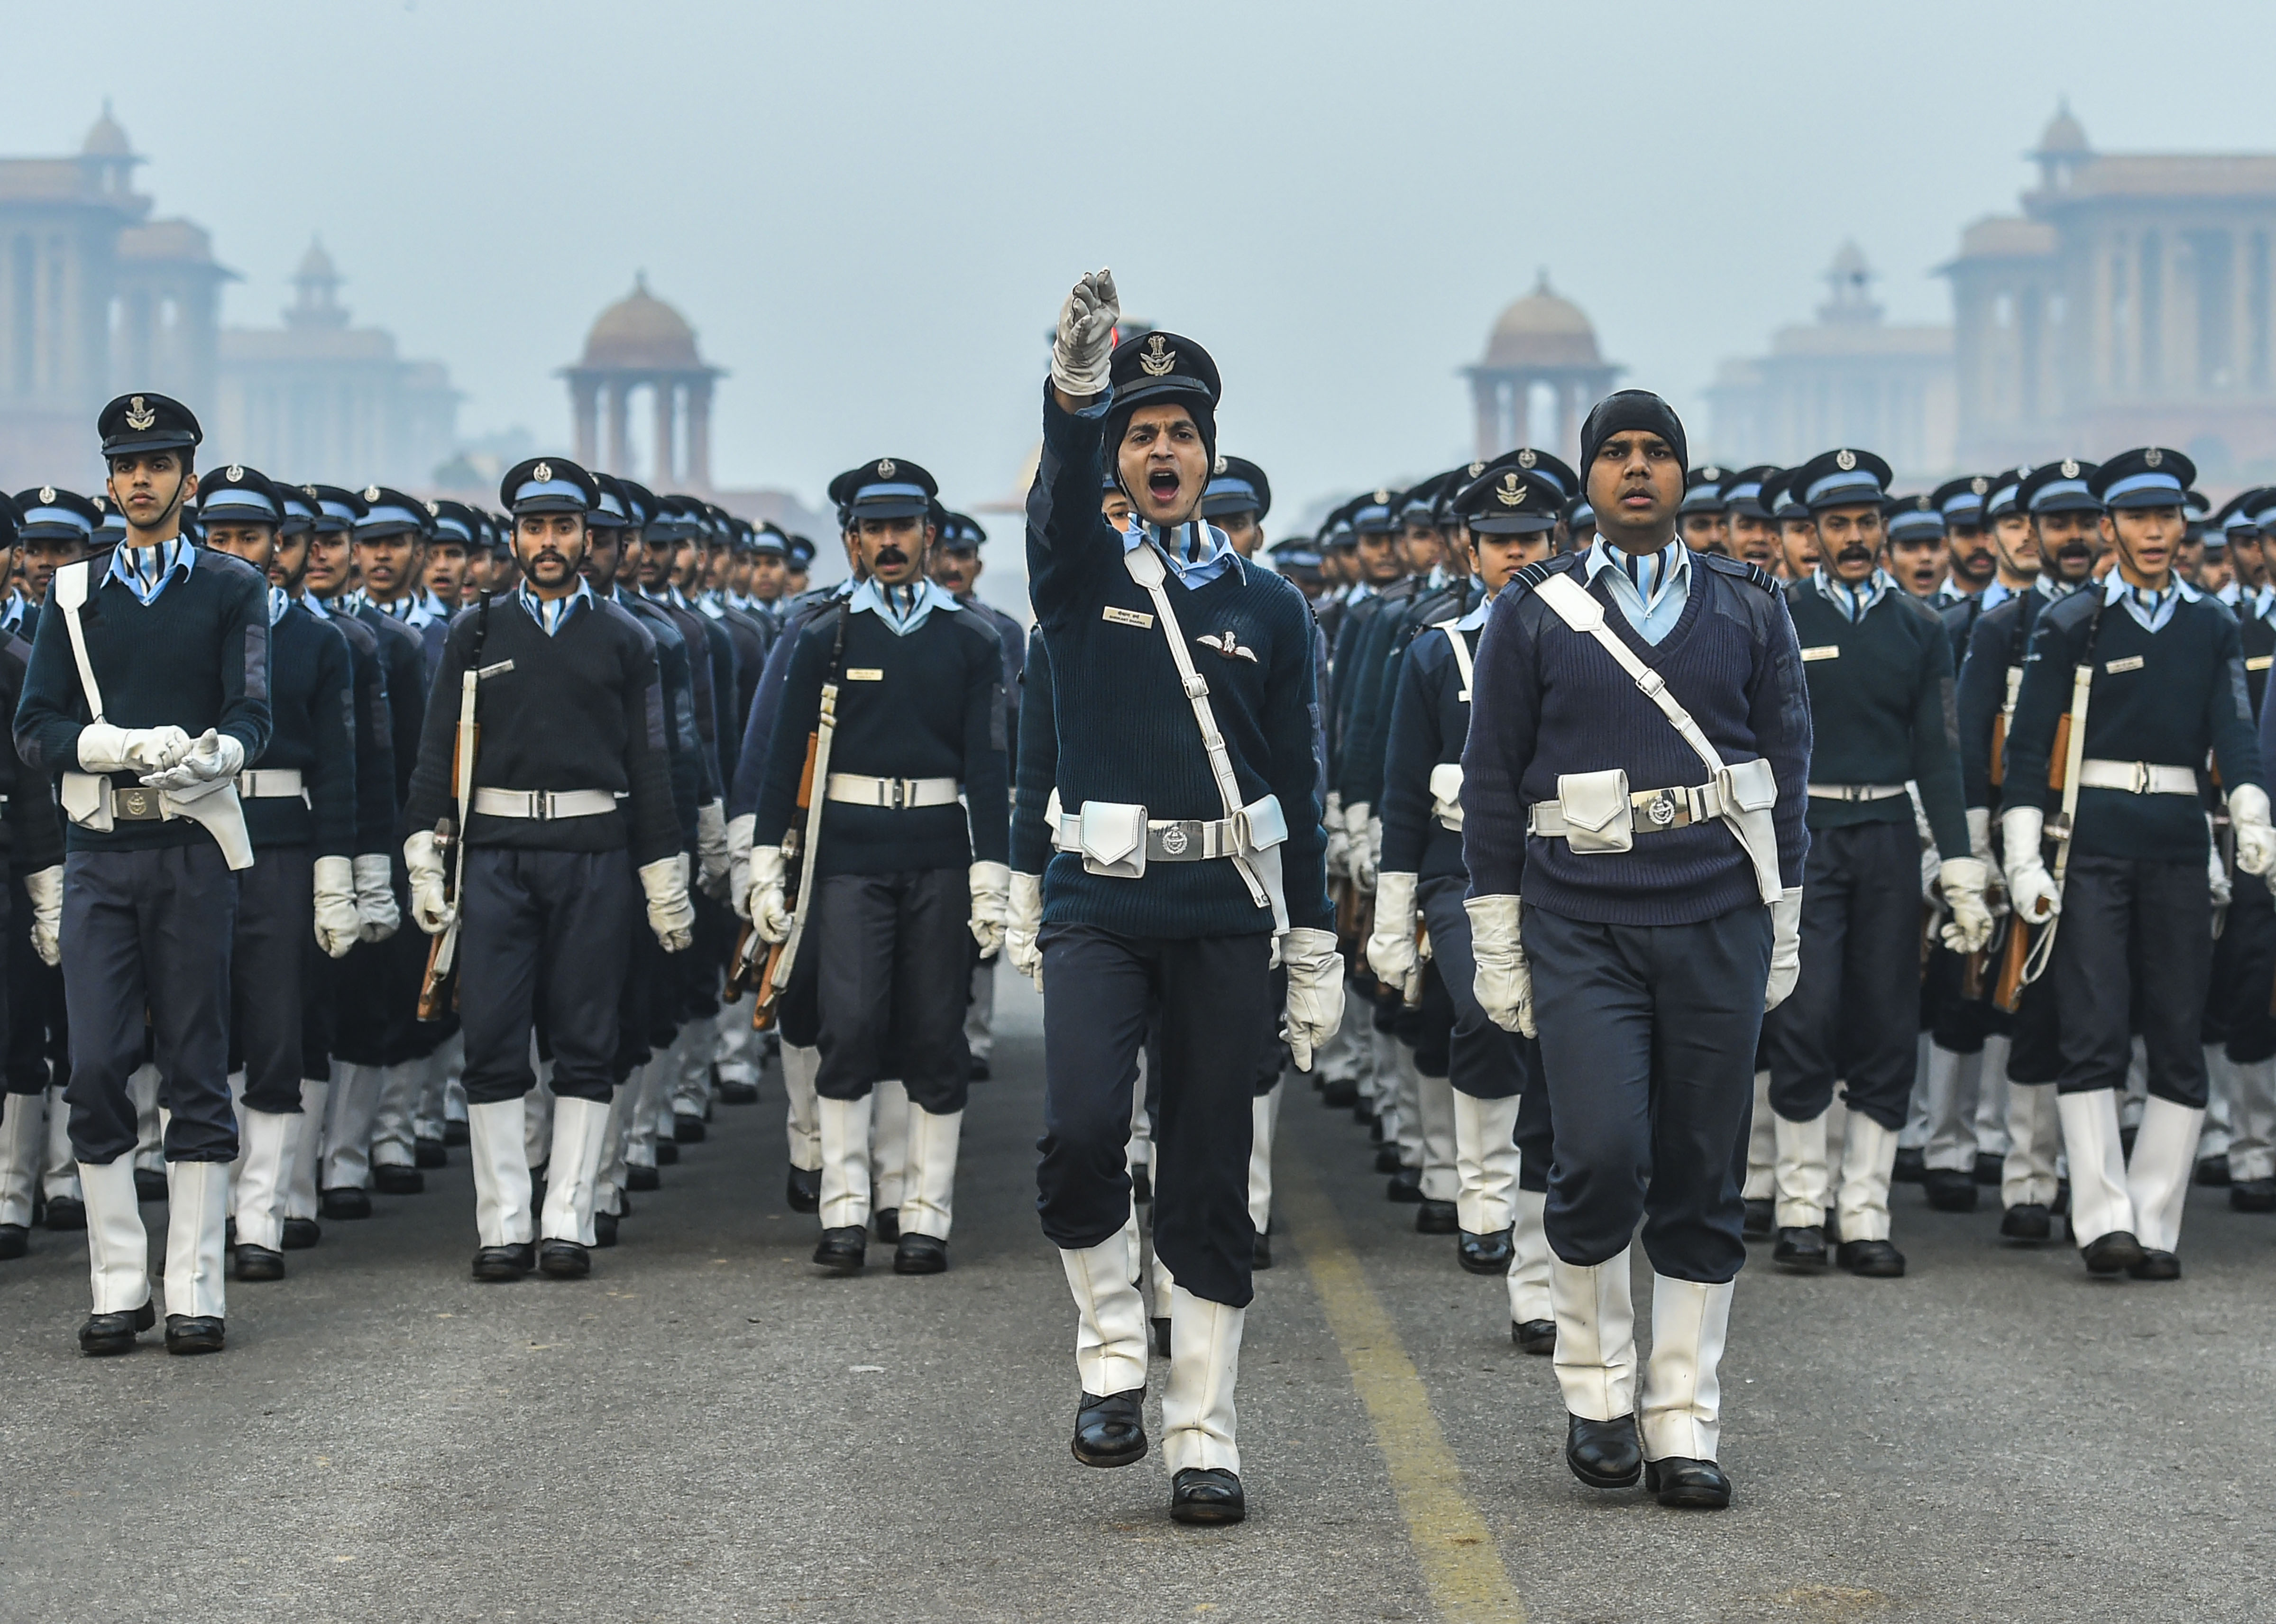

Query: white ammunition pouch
left=1428, top=763, right=1465, bottom=831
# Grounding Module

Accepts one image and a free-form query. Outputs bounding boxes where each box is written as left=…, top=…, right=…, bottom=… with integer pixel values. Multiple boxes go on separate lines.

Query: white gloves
left=312, top=855, right=361, bottom=959
left=2230, top=784, right=2276, bottom=877
left=1965, top=805, right=1994, bottom=863
left=1365, top=871, right=1422, bottom=999
left=1344, top=800, right=1376, bottom=891
left=138, top=728, right=243, bottom=795
left=1937, top=858, right=1993, bottom=954
left=640, top=854, right=696, bottom=952
left=1766, top=886, right=1803, bottom=1010
left=1323, top=791, right=1349, bottom=881
left=24, top=865, right=60, bottom=967
left=968, top=860, right=1011, bottom=959
left=351, top=853, right=399, bottom=942
left=76, top=722, right=190, bottom=775
left=2210, top=830, right=2234, bottom=916
left=727, top=811, right=756, bottom=919
left=1050, top=268, right=1120, bottom=399
left=1464, top=893, right=1533, bottom=1037
left=2001, top=806, right=2059, bottom=923
left=748, top=844, right=790, bottom=942
left=1918, top=843, right=1943, bottom=905
left=1278, top=927, right=1346, bottom=1072
left=696, top=799, right=732, bottom=899
left=404, top=829, right=453, bottom=936
left=1006, top=871, right=1044, bottom=991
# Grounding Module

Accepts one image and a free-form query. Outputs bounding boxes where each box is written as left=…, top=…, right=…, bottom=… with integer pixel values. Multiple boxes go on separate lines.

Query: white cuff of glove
left=2001, top=806, right=2058, bottom=920
left=2230, top=783, right=2276, bottom=876
left=312, top=855, right=361, bottom=959
left=404, top=829, right=452, bottom=936
left=749, top=845, right=790, bottom=941
left=968, top=859, right=1011, bottom=957
left=1365, top=871, right=1420, bottom=987
left=1007, top=870, right=1045, bottom=988
left=726, top=811, right=756, bottom=863
left=1964, top=806, right=1993, bottom=864
left=1278, top=926, right=1346, bottom=1072
left=1463, top=893, right=1533, bottom=1036
left=639, top=855, right=697, bottom=951
left=1766, top=885, right=1804, bottom=1011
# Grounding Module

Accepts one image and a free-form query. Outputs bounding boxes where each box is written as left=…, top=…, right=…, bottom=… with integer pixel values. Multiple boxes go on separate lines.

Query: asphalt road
left=5, top=969, right=2274, bottom=1624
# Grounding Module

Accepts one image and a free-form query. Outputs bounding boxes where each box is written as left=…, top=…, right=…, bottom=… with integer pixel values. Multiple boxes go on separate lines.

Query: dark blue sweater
left=1380, top=618, right=1476, bottom=884
left=314, top=606, right=399, bottom=857
left=246, top=602, right=357, bottom=855
left=1026, top=385, right=1331, bottom=939
left=1460, top=552, right=1812, bottom=926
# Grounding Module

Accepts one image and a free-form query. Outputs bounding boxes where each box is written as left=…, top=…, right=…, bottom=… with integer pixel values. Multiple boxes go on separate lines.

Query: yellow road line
left=1279, top=1158, right=1527, bottom=1624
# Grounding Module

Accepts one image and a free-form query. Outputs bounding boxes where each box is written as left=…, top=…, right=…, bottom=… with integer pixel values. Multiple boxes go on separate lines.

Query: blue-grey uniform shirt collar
left=105, top=537, right=196, bottom=607
left=1812, top=564, right=1896, bottom=624
left=266, top=586, right=293, bottom=627
left=1124, top=515, right=1236, bottom=590
left=517, top=576, right=594, bottom=637
left=0, top=589, right=25, bottom=636
left=1584, top=537, right=1691, bottom=645
left=2103, top=570, right=2199, bottom=635
left=1451, top=583, right=1500, bottom=634
left=848, top=577, right=960, bottom=637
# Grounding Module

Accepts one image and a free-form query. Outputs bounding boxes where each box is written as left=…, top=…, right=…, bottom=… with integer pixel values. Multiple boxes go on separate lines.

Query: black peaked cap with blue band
left=826, top=458, right=938, bottom=522
left=1930, top=474, right=1991, bottom=529
left=1882, top=492, right=1946, bottom=544
left=98, top=391, right=202, bottom=458
left=1679, top=464, right=1729, bottom=516
left=355, top=485, right=433, bottom=541
left=1454, top=463, right=1564, bottom=535
left=2090, top=448, right=2196, bottom=511
left=1203, top=456, right=1272, bottom=522
left=13, top=486, right=103, bottom=543
left=1719, top=464, right=1780, bottom=520
left=306, top=484, right=368, bottom=534
left=194, top=464, right=285, bottom=527
left=2018, top=459, right=2102, bottom=516
left=498, top=456, right=598, bottom=517
left=1790, top=447, right=1893, bottom=513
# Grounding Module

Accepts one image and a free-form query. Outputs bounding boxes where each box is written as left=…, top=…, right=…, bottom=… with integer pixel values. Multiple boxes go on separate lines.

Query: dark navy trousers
left=231, top=845, right=312, bottom=1115
left=2052, top=854, right=2212, bottom=1107
left=810, top=867, right=972, bottom=1113
left=458, top=847, right=632, bottom=1106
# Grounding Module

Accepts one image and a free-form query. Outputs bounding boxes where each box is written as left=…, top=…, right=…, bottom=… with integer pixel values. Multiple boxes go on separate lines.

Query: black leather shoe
left=1645, top=1456, right=1732, bottom=1509
left=2194, top=1153, right=2231, bottom=1187
left=1415, top=1197, right=1459, bottom=1234
left=2231, top=1177, right=2276, bottom=1212
left=1386, top=1167, right=1423, bottom=1203
left=1373, top=1145, right=1403, bottom=1174
left=1838, top=1239, right=1906, bottom=1277
left=134, top=1166, right=167, bottom=1202
left=472, top=1243, right=534, bottom=1282
left=1923, top=1169, right=1978, bottom=1212
left=1072, top=1388, right=1147, bottom=1467
left=894, top=1233, right=947, bottom=1275
left=320, top=1187, right=371, bottom=1220
left=281, top=1217, right=320, bottom=1250
left=1772, top=1225, right=1828, bottom=1272
left=673, top=1112, right=706, bottom=1144
left=655, top=1139, right=679, bottom=1165
left=414, top=1137, right=448, bottom=1169
left=1893, top=1146, right=1927, bottom=1185
left=2081, top=1230, right=2145, bottom=1275
left=593, top=1211, right=618, bottom=1248
left=1170, top=1468, right=1246, bottom=1524
left=1459, top=1228, right=1514, bottom=1275
left=1513, top=1319, right=1557, bottom=1356
left=442, top=1119, right=469, bottom=1147
left=1321, top=1079, right=1358, bottom=1109
left=373, top=1165, right=424, bottom=1195
left=785, top=1166, right=820, bottom=1212
left=969, top=1057, right=991, bottom=1083
left=1252, top=1228, right=1273, bottom=1270
left=627, top=1165, right=661, bottom=1193
left=1972, top=1151, right=2004, bottom=1187
left=1565, top=1413, right=1643, bottom=1488
left=0, top=1222, right=26, bottom=1260
left=1150, top=1317, right=1171, bottom=1358
left=165, top=1314, right=225, bottom=1355
left=539, top=1239, right=590, bottom=1279
left=2000, top=1203, right=2053, bottom=1242
left=1131, top=1166, right=1152, bottom=1204
left=813, top=1226, right=866, bottom=1275
left=44, top=1195, right=85, bottom=1231
left=233, top=1244, right=284, bottom=1282
left=717, top=1080, right=760, bottom=1105
left=867, top=1207, right=897, bottom=1243
left=79, top=1300, right=156, bottom=1356
left=1742, top=1198, right=1772, bottom=1241
left=2127, top=1248, right=2181, bottom=1281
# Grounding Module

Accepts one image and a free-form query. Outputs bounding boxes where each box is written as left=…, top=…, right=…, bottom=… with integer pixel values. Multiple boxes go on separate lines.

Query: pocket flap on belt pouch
left=1238, top=793, right=1288, bottom=851
left=1720, top=757, right=1778, bottom=813
left=1078, top=800, right=1148, bottom=878
left=1557, top=768, right=1634, bottom=853
left=60, top=770, right=113, bottom=832
left=1428, top=762, right=1466, bottom=820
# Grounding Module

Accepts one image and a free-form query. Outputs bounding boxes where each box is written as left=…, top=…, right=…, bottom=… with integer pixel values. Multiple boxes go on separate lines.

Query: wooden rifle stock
left=751, top=729, right=822, bottom=1030
left=415, top=816, right=458, bottom=1021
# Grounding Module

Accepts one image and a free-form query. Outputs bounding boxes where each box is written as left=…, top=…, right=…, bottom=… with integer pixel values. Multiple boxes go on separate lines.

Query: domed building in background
left=1463, top=273, right=1621, bottom=463
left=563, top=275, right=725, bottom=490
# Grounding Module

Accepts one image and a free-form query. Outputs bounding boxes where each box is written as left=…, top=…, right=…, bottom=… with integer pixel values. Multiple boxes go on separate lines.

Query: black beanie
left=1579, top=390, right=1688, bottom=480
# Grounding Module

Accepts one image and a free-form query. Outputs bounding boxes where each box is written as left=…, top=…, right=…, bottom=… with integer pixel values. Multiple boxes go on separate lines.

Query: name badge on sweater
left=1799, top=645, right=1841, bottom=662
left=845, top=668, right=884, bottom=681
left=2249, top=656, right=2273, bottom=672
left=1102, top=606, right=1155, bottom=629
left=2104, top=655, right=2145, bottom=675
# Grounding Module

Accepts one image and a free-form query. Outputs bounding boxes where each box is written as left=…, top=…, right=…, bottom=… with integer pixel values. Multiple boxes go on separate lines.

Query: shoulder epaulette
left=1506, top=553, right=1582, bottom=598
left=1702, top=552, right=1779, bottom=595
left=1888, top=589, right=1944, bottom=625
left=2043, top=589, right=2101, bottom=630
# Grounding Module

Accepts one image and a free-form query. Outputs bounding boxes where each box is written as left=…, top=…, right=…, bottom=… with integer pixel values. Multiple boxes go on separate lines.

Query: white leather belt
left=1805, top=783, right=1909, bottom=803
left=1529, top=780, right=1733, bottom=838
left=470, top=788, right=618, bottom=820
left=1054, top=811, right=1249, bottom=863
left=2077, top=760, right=2198, bottom=796
left=823, top=773, right=959, bottom=809
left=236, top=769, right=304, bottom=798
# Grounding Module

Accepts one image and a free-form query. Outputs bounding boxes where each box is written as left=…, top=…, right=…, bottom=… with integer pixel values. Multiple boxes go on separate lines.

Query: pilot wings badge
left=1195, top=628, right=1257, bottom=663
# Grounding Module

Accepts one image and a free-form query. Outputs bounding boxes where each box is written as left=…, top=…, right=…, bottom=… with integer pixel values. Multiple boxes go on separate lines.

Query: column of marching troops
left=5, top=266, right=2272, bottom=1528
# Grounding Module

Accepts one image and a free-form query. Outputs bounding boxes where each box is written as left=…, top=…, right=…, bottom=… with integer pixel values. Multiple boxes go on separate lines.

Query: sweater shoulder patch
left=1506, top=554, right=1582, bottom=600
left=1702, top=552, right=1779, bottom=595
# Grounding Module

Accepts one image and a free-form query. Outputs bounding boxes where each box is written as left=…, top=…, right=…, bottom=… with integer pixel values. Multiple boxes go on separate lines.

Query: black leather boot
left=1321, top=1079, right=1358, bottom=1109
left=1771, top=1225, right=1828, bottom=1272
left=134, top=1166, right=167, bottom=1202
left=673, top=1112, right=706, bottom=1144
left=893, top=1233, right=947, bottom=1275
left=1565, top=1413, right=1642, bottom=1488
left=472, top=1242, right=534, bottom=1282
left=1373, top=1146, right=1403, bottom=1174
left=627, top=1164, right=661, bottom=1193
left=280, top=1216, right=320, bottom=1250
left=415, top=1137, right=448, bottom=1169
left=1251, top=1229, right=1273, bottom=1270
left=443, top=1118, right=470, bottom=1147
left=1458, top=1228, right=1514, bottom=1275
left=539, top=1239, right=591, bottom=1279
left=1386, top=1167, right=1423, bottom=1203
left=320, top=1187, right=371, bottom=1220
left=233, top=1244, right=285, bottom=1282
left=1893, top=1146, right=1927, bottom=1184
left=373, top=1165, right=424, bottom=1196
left=2081, top=1230, right=2145, bottom=1275
left=2000, top=1202, right=2052, bottom=1241
left=0, top=1222, right=26, bottom=1260
left=1512, top=1319, right=1556, bottom=1356
left=2231, top=1177, right=2276, bottom=1212
left=1414, top=1198, right=1458, bottom=1234
left=1838, top=1239, right=1906, bottom=1277
left=593, top=1210, right=619, bottom=1248
left=1923, top=1169, right=1977, bottom=1212
left=2127, top=1248, right=2181, bottom=1281
left=718, top=1079, right=760, bottom=1105
left=165, top=1314, right=226, bottom=1355
left=78, top=1300, right=156, bottom=1357
left=1071, top=1389, right=1147, bottom=1467
left=1645, top=1456, right=1732, bottom=1509
left=45, top=1194, right=85, bottom=1231
left=813, top=1226, right=866, bottom=1275
left=654, top=1139, right=678, bottom=1165
left=1170, top=1468, right=1246, bottom=1524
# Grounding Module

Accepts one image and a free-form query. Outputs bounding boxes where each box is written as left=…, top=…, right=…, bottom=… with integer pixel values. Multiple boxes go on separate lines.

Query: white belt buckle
left=2128, top=761, right=2152, bottom=796
left=1639, top=787, right=1681, bottom=830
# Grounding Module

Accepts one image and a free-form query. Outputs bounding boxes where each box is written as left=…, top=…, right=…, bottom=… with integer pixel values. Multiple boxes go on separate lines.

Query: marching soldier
left=746, top=459, right=1010, bottom=1276
left=401, top=457, right=690, bottom=1282
left=15, top=393, right=273, bottom=1355
left=1461, top=391, right=1810, bottom=1509
left=1677, top=465, right=1729, bottom=554
left=1031, top=272, right=1340, bottom=1524
left=2003, top=449, right=2271, bottom=1279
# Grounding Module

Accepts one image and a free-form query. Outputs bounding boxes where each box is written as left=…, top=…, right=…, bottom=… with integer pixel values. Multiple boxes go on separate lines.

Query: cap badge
left=38, top=486, right=55, bottom=503
left=2061, top=458, right=2079, bottom=479
left=426, top=500, right=441, bottom=516
left=1139, top=334, right=1176, bottom=377
left=2145, top=448, right=2164, bottom=468
left=1468, top=461, right=1486, bottom=477
left=1213, top=455, right=1227, bottom=475
left=1496, top=474, right=1525, bottom=507
left=532, top=462, right=552, bottom=484
left=125, top=396, right=155, bottom=432
left=1517, top=449, right=1537, bottom=469
left=1701, top=465, right=1723, bottom=480
left=1970, top=476, right=1989, bottom=495
left=877, top=458, right=896, bottom=478
left=362, top=486, right=380, bottom=502
left=303, top=485, right=320, bottom=499
left=225, top=464, right=244, bottom=480
left=1835, top=450, right=1856, bottom=472
left=1916, top=495, right=1932, bottom=510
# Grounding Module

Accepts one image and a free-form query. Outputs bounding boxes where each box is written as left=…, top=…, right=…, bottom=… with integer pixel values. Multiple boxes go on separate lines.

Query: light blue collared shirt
left=1123, top=516, right=1238, bottom=590
left=1583, top=537, right=1691, bottom=645
left=105, top=538, right=197, bottom=607
left=2103, top=571, right=2199, bottom=635
left=517, top=577, right=594, bottom=637
left=848, top=577, right=961, bottom=637
left=266, top=586, right=293, bottom=627
left=1813, top=565, right=1897, bottom=624
left=0, top=590, right=26, bottom=636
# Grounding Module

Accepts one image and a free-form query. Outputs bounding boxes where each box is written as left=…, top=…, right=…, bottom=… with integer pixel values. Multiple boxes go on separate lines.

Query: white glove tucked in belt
left=1006, top=871, right=1044, bottom=990
left=24, top=865, right=61, bottom=968
left=2001, top=807, right=2059, bottom=923
left=2230, top=783, right=2276, bottom=877
left=696, top=799, right=732, bottom=899
left=1937, top=858, right=1993, bottom=954
left=138, top=728, right=243, bottom=795
left=1050, top=268, right=1120, bottom=399
left=1365, top=871, right=1422, bottom=999
left=76, top=722, right=191, bottom=776
left=968, top=860, right=1010, bottom=959
left=404, top=829, right=453, bottom=936
left=748, top=845, right=789, bottom=943
left=641, top=854, right=697, bottom=952
left=1464, top=893, right=1533, bottom=1037
left=1767, top=886, right=1803, bottom=1010
left=1279, top=927, right=1345, bottom=1072
left=312, top=855, right=362, bottom=959
left=351, top=853, right=399, bottom=942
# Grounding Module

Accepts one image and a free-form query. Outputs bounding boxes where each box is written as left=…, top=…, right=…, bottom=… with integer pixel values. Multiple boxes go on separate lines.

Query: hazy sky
left=14, top=0, right=2276, bottom=528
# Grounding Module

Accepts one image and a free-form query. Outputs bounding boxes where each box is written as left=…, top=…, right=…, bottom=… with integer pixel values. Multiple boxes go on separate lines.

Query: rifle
left=2009, top=600, right=2107, bottom=1000
left=418, top=596, right=497, bottom=1021
left=754, top=605, right=849, bottom=1029
left=748, top=728, right=821, bottom=1027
